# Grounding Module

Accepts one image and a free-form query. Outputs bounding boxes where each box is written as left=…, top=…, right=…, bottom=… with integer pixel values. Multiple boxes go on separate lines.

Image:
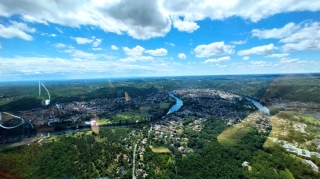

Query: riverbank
left=246, top=97, right=270, bottom=115
left=1, top=92, right=184, bottom=146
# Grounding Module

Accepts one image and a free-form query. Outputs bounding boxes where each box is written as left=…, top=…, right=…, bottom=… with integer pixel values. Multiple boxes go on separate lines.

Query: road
left=132, top=139, right=140, bottom=179
left=133, top=124, right=152, bottom=178
left=148, top=124, right=152, bottom=137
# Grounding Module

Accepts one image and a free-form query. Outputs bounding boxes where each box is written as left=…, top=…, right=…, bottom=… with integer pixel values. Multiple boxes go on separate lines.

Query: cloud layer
left=252, top=21, right=320, bottom=52
left=203, top=56, right=230, bottom=63
left=238, top=44, right=275, bottom=56
left=1, top=0, right=319, bottom=39
left=0, top=1, right=319, bottom=80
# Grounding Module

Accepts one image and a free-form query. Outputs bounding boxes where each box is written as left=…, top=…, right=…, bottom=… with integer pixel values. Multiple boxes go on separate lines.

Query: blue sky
left=0, top=0, right=319, bottom=81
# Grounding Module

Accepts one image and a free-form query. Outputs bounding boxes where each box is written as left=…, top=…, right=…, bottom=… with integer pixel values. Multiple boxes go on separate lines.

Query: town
left=1, top=80, right=320, bottom=178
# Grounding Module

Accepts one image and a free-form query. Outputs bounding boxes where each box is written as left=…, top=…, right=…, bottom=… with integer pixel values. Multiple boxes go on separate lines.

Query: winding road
left=132, top=139, right=140, bottom=179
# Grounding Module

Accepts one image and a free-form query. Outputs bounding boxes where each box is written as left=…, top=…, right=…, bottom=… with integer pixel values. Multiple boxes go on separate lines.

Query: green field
left=177, top=129, right=184, bottom=134
left=99, top=118, right=110, bottom=125
left=150, top=146, right=171, bottom=153
left=85, top=130, right=93, bottom=135
left=95, top=136, right=105, bottom=143
left=110, top=110, right=149, bottom=124
left=139, top=106, right=150, bottom=111
left=217, top=126, right=253, bottom=146
left=262, top=137, right=278, bottom=149
left=159, top=102, right=170, bottom=109
left=119, top=110, right=148, bottom=117
left=282, top=110, right=320, bottom=125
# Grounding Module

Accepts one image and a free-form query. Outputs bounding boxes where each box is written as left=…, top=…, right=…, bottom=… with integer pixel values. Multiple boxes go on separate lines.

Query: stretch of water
left=245, top=97, right=270, bottom=115
left=167, top=92, right=183, bottom=114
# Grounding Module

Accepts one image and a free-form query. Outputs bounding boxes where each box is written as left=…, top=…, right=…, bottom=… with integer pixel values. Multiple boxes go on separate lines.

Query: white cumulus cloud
left=243, top=56, right=250, bottom=60
left=171, top=16, right=199, bottom=33
left=230, top=40, right=247, bottom=45
left=163, top=0, right=320, bottom=23
left=282, top=40, right=320, bottom=52
left=145, top=48, right=168, bottom=56
left=0, top=0, right=172, bottom=40
left=72, top=37, right=94, bottom=44
left=120, top=46, right=168, bottom=62
left=72, top=37, right=102, bottom=47
left=120, top=45, right=154, bottom=62
left=280, top=22, right=320, bottom=43
left=279, top=58, right=299, bottom=64
left=92, top=39, right=102, bottom=47
left=252, top=23, right=298, bottom=39
left=178, top=53, right=187, bottom=59
left=54, top=43, right=67, bottom=48
left=265, top=53, right=289, bottom=58
left=21, top=15, right=48, bottom=25
left=119, top=56, right=154, bottom=63
left=0, top=21, right=36, bottom=41
left=123, top=46, right=145, bottom=56
left=111, top=45, right=119, bottom=50
left=203, top=56, right=230, bottom=63
left=238, top=44, right=275, bottom=56
left=252, top=21, right=320, bottom=52
left=249, top=61, right=272, bottom=67
left=194, top=41, right=234, bottom=58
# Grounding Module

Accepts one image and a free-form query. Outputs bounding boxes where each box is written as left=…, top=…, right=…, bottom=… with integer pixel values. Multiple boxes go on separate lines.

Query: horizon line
left=1, top=72, right=319, bottom=83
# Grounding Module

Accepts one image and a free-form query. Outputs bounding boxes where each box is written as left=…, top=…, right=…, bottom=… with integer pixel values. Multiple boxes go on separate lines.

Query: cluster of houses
left=173, top=88, right=242, bottom=101
left=283, top=143, right=319, bottom=172
left=18, top=92, right=171, bottom=128
left=268, top=98, right=320, bottom=112
left=239, top=112, right=271, bottom=132
left=172, top=89, right=255, bottom=125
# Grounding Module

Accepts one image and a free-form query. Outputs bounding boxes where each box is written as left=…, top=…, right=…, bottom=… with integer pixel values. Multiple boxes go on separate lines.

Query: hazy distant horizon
left=1, top=72, right=319, bottom=83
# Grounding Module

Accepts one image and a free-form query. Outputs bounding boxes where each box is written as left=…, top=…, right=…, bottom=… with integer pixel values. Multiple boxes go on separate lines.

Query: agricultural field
left=98, top=118, right=110, bottom=125
left=139, top=106, right=150, bottom=111
left=112, top=110, right=149, bottom=124
left=159, top=102, right=170, bottom=109
left=150, top=146, right=171, bottom=153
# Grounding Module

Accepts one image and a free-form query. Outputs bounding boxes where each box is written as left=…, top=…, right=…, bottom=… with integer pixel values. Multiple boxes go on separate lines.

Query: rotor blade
left=41, top=83, right=51, bottom=101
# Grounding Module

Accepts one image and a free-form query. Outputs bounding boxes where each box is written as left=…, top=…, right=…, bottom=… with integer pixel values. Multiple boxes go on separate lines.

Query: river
left=7, top=93, right=267, bottom=141
left=167, top=92, right=183, bottom=114
left=39, top=95, right=268, bottom=136
left=245, top=97, right=270, bottom=115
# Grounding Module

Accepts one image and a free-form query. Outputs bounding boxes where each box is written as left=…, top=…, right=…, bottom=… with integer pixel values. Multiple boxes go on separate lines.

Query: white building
left=242, top=161, right=249, bottom=167
left=304, top=160, right=319, bottom=172
left=297, top=149, right=311, bottom=159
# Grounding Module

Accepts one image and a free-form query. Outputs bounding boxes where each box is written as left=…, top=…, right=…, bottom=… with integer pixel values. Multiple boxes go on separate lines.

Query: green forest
left=175, top=120, right=318, bottom=179
left=1, top=120, right=318, bottom=179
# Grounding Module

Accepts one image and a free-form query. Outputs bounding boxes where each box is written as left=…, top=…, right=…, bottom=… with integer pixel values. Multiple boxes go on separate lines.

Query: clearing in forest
left=150, top=146, right=171, bottom=153
left=159, top=102, right=170, bottom=109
